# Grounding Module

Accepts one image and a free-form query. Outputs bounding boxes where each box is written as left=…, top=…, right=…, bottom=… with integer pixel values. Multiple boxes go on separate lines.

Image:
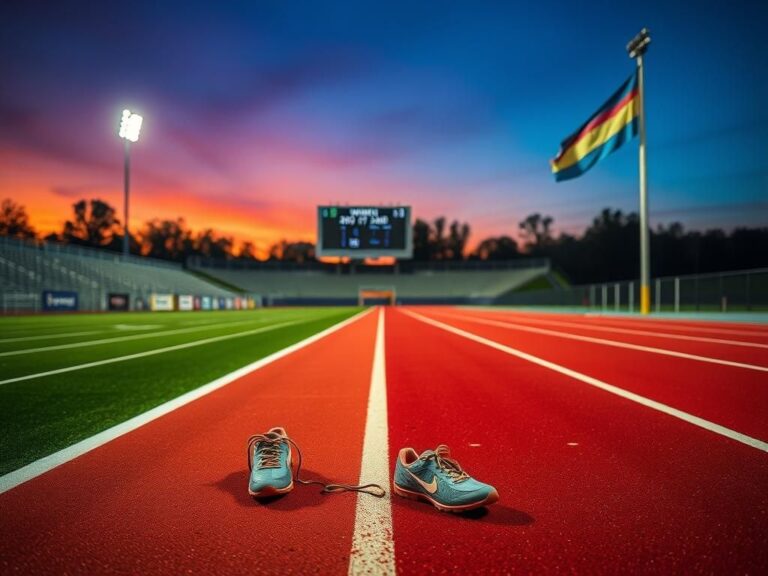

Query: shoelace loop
left=421, top=444, right=469, bottom=483
left=247, top=433, right=386, bottom=498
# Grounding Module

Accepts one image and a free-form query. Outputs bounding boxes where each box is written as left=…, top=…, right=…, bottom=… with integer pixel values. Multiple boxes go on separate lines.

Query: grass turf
left=0, top=308, right=361, bottom=476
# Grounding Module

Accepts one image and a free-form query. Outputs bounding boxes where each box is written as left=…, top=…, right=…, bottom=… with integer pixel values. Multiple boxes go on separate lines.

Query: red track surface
left=2, top=307, right=767, bottom=574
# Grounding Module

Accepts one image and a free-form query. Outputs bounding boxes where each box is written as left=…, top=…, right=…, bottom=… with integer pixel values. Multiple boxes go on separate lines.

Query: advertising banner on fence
left=150, top=293, right=174, bottom=311
left=107, top=293, right=130, bottom=311
left=178, top=295, right=194, bottom=311
left=201, top=296, right=212, bottom=310
left=42, top=290, right=78, bottom=311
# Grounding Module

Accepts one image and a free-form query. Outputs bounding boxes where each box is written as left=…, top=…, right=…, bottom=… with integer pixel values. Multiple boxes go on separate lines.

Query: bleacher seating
left=191, top=261, right=549, bottom=305
left=0, top=237, right=234, bottom=312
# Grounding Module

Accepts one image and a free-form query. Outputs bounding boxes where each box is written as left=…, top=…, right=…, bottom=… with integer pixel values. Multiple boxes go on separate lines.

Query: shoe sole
left=393, top=483, right=499, bottom=512
left=249, top=480, right=294, bottom=498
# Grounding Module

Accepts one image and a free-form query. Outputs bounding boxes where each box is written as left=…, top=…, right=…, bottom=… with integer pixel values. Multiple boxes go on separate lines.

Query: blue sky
left=1, top=0, right=765, bottom=250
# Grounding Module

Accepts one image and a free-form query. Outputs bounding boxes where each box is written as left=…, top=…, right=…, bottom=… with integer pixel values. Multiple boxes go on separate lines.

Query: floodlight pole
left=628, top=29, right=651, bottom=314
left=123, top=138, right=131, bottom=258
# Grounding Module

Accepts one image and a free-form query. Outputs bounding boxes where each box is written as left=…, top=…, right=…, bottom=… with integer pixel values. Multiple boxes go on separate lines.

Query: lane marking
left=461, top=310, right=768, bottom=349
left=0, top=319, right=312, bottom=387
left=0, top=331, right=102, bottom=344
left=403, top=309, right=768, bottom=453
left=431, top=310, right=768, bottom=373
left=581, top=315, right=768, bottom=337
left=0, top=317, right=279, bottom=357
left=348, top=308, right=395, bottom=576
left=467, top=307, right=768, bottom=337
left=0, top=309, right=373, bottom=495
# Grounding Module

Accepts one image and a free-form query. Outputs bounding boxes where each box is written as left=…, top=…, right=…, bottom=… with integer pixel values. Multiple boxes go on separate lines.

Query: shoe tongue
left=268, top=427, right=287, bottom=437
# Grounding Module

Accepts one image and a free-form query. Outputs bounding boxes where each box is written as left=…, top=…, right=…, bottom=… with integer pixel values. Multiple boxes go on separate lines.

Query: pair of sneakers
left=247, top=427, right=498, bottom=512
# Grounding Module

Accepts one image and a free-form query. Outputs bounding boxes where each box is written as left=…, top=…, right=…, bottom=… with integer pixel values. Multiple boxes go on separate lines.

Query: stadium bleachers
left=190, top=260, right=550, bottom=305
left=0, top=237, right=235, bottom=312
left=0, top=237, right=550, bottom=311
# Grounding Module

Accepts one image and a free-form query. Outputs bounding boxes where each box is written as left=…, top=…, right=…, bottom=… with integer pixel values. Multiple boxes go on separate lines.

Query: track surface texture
left=1, top=306, right=767, bottom=574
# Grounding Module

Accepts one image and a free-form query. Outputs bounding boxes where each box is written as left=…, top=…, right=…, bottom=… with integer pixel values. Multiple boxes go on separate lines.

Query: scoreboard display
left=316, top=206, right=412, bottom=258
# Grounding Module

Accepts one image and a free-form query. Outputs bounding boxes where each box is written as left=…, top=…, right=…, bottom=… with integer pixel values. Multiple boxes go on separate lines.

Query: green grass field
left=0, top=308, right=361, bottom=476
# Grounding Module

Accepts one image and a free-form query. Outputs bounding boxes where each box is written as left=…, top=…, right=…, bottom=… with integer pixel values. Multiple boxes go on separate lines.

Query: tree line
left=1, top=197, right=766, bottom=283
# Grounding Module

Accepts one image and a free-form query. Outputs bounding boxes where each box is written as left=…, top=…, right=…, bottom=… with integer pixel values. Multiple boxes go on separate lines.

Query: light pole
left=118, top=109, right=143, bottom=257
left=627, top=28, right=651, bottom=314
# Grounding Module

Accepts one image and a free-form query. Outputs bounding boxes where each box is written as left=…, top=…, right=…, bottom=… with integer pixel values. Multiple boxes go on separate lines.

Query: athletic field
left=1, top=307, right=767, bottom=574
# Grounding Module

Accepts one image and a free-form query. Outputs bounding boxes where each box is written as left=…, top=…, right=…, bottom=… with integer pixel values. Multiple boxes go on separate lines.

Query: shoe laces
left=247, top=433, right=386, bottom=498
left=421, top=444, right=469, bottom=482
left=247, top=433, right=284, bottom=469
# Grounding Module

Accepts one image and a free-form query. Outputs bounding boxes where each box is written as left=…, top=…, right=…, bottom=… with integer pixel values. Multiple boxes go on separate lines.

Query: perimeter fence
left=498, top=268, right=768, bottom=313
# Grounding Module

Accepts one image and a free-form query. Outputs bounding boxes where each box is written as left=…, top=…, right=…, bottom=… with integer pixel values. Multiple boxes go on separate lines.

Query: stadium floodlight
left=119, top=109, right=143, bottom=142
left=118, top=109, right=143, bottom=257
left=626, top=28, right=651, bottom=59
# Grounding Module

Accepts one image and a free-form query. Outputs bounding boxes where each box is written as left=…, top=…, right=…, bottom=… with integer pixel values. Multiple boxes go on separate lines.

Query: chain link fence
left=498, top=268, right=768, bottom=312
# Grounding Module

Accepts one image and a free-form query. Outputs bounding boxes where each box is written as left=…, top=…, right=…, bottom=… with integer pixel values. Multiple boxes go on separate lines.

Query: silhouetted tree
left=140, top=218, right=194, bottom=261
left=412, top=219, right=432, bottom=261
left=238, top=241, right=259, bottom=260
left=411, top=217, right=471, bottom=260
left=518, top=213, right=554, bottom=253
left=0, top=199, right=36, bottom=239
left=268, top=240, right=315, bottom=262
left=446, top=220, right=471, bottom=260
left=61, top=199, right=121, bottom=248
left=196, top=229, right=234, bottom=260
left=472, top=236, right=519, bottom=260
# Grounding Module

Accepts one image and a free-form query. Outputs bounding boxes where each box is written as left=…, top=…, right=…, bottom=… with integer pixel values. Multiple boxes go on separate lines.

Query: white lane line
left=461, top=310, right=768, bottom=349
left=403, top=310, right=768, bottom=454
left=0, top=331, right=102, bottom=344
left=582, top=315, right=768, bottom=337
left=348, top=308, right=395, bottom=576
left=0, top=320, right=303, bottom=387
left=431, top=310, right=768, bottom=373
left=0, top=318, right=274, bottom=357
left=0, top=309, right=373, bottom=495
left=469, top=307, right=768, bottom=337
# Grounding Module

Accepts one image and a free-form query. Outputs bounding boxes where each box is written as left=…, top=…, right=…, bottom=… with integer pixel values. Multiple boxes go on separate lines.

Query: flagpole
left=628, top=29, right=651, bottom=314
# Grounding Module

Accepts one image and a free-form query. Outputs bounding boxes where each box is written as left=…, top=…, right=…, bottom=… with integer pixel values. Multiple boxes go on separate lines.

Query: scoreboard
left=316, top=206, right=412, bottom=259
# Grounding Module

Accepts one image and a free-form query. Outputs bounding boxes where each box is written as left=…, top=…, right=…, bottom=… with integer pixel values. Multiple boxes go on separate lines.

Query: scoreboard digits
left=317, top=206, right=412, bottom=258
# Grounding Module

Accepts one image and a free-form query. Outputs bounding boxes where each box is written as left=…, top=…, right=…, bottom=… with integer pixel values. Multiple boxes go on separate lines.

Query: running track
left=1, top=307, right=767, bottom=574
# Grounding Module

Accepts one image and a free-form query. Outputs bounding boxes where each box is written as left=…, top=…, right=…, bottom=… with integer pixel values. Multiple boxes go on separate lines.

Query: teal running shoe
left=247, top=427, right=386, bottom=499
left=393, top=444, right=499, bottom=512
left=247, top=427, right=294, bottom=497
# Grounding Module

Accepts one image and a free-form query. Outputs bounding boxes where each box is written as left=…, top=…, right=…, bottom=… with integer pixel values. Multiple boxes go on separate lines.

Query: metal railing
left=498, top=268, right=768, bottom=312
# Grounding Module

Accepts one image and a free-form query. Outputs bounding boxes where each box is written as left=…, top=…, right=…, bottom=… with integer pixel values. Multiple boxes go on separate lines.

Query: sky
left=1, top=0, right=766, bottom=256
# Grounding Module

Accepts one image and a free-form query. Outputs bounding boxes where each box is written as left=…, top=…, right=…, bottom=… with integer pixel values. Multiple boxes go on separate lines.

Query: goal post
left=358, top=287, right=396, bottom=306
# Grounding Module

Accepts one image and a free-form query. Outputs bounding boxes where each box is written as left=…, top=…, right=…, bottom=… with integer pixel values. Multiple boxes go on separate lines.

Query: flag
left=551, top=72, right=639, bottom=181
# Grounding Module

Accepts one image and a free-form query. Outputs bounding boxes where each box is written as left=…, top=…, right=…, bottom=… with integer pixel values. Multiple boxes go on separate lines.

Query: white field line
left=0, top=320, right=306, bottom=387
left=460, top=310, right=768, bottom=349
left=431, top=310, right=768, bottom=373
left=0, top=331, right=103, bottom=344
left=0, top=309, right=373, bottom=495
left=0, top=317, right=279, bottom=357
left=348, top=308, right=395, bottom=576
left=404, top=310, right=768, bottom=453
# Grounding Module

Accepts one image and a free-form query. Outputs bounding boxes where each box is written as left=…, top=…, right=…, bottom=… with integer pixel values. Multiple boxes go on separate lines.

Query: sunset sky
left=1, top=1, right=766, bottom=256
